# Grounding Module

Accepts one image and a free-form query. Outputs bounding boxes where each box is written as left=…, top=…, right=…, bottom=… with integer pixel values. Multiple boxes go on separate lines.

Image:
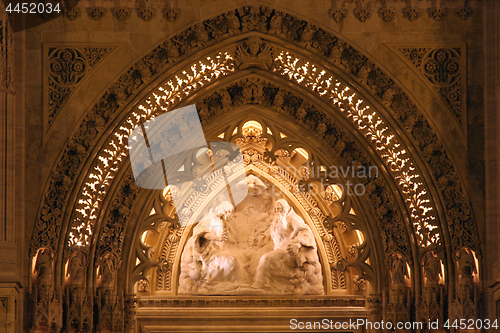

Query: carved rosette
left=46, top=46, right=114, bottom=127
left=397, top=47, right=464, bottom=125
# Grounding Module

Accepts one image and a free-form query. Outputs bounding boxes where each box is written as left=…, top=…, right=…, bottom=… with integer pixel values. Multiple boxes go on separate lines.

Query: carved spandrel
left=396, top=46, right=465, bottom=126
left=46, top=46, right=114, bottom=127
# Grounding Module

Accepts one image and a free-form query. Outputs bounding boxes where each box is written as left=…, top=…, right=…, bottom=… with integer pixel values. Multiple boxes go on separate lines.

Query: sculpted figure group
left=179, top=175, right=323, bottom=295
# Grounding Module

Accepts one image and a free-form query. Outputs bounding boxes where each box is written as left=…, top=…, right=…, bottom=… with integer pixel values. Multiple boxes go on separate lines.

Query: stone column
left=0, top=5, right=24, bottom=332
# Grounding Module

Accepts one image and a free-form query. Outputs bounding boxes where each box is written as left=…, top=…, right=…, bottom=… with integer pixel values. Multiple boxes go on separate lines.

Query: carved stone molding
left=137, top=297, right=365, bottom=308
left=57, top=3, right=477, bottom=23
left=396, top=46, right=465, bottom=126
left=97, top=171, right=141, bottom=259
left=0, top=288, right=19, bottom=333
left=326, top=3, right=474, bottom=23
left=45, top=46, right=115, bottom=127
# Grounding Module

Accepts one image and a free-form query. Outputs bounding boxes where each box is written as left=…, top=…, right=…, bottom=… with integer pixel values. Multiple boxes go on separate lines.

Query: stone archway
left=28, top=6, right=481, bottom=332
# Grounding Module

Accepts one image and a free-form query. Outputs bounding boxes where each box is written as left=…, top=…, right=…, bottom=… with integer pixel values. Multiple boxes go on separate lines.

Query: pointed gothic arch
left=28, top=5, right=482, bottom=332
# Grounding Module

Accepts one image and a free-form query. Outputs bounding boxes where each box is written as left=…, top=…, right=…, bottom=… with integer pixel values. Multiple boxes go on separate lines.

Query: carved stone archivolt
left=46, top=46, right=114, bottom=127
left=397, top=46, right=465, bottom=126
left=33, top=5, right=478, bottom=262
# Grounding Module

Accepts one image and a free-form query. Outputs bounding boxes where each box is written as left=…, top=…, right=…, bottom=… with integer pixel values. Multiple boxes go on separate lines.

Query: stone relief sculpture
left=66, top=251, right=86, bottom=285
left=254, top=199, right=323, bottom=294
left=178, top=174, right=324, bottom=295
left=423, top=251, right=441, bottom=284
left=390, top=254, right=409, bottom=287
left=98, top=253, right=118, bottom=288
left=457, top=247, right=476, bottom=284
left=178, top=201, right=240, bottom=294
left=34, top=248, right=54, bottom=286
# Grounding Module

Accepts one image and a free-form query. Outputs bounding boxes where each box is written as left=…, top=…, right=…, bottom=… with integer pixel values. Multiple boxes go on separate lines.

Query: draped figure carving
left=178, top=175, right=323, bottom=295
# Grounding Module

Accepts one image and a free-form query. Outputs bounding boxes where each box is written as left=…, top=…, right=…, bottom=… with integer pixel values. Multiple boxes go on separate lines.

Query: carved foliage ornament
left=428, top=8, right=447, bottom=21
left=122, top=76, right=408, bottom=290
left=329, top=8, right=347, bottom=23
left=325, top=5, right=472, bottom=23
left=47, top=46, right=114, bottom=126
left=63, top=8, right=81, bottom=21
left=32, top=6, right=478, bottom=262
left=353, top=8, right=371, bottom=22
